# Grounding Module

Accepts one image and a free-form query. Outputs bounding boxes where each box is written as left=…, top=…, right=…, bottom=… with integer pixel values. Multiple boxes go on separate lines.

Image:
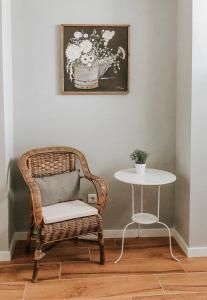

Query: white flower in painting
left=102, top=30, right=115, bottom=44
left=117, top=46, right=126, bottom=60
left=74, top=31, right=82, bottom=39
left=81, top=54, right=89, bottom=64
left=83, top=33, right=88, bottom=38
left=88, top=62, right=92, bottom=68
left=80, top=40, right=92, bottom=53
left=65, top=44, right=81, bottom=61
left=88, top=54, right=95, bottom=63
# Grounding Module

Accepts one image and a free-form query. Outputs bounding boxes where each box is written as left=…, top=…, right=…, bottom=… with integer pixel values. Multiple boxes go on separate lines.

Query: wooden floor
left=1, top=237, right=207, bottom=299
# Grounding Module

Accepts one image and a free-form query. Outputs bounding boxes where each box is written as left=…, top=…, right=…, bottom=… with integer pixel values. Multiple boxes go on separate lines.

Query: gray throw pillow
left=35, top=170, right=80, bottom=207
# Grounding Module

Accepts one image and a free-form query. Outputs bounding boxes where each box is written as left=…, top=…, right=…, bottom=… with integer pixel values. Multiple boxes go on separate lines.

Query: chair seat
left=42, top=200, right=98, bottom=224
left=43, top=214, right=102, bottom=243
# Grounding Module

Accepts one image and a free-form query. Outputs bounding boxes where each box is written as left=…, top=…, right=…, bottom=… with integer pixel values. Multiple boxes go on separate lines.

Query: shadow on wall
left=9, top=156, right=175, bottom=233
left=10, top=159, right=31, bottom=232
left=8, top=160, right=16, bottom=244
left=10, top=157, right=112, bottom=233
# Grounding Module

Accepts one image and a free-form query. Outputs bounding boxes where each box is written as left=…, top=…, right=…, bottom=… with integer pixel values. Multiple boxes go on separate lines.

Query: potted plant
left=130, top=149, right=148, bottom=175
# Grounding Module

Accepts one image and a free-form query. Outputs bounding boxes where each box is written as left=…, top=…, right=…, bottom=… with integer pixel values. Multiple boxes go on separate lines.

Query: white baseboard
left=0, top=233, right=17, bottom=261
left=187, top=246, right=207, bottom=257
left=0, top=228, right=177, bottom=261
left=14, top=228, right=169, bottom=241
left=171, top=227, right=188, bottom=256
left=14, top=231, right=27, bottom=240
left=0, top=251, right=11, bottom=261
left=9, top=233, right=17, bottom=259
left=172, top=227, right=207, bottom=257
left=103, top=228, right=169, bottom=238
left=2, top=228, right=207, bottom=261
left=0, top=228, right=168, bottom=261
left=0, top=231, right=28, bottom=261
left=9, top=231, right=28, bottom=259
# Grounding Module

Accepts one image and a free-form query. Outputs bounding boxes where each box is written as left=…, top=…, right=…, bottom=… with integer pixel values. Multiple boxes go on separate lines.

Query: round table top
left=114, top=168, right=176, bottom=186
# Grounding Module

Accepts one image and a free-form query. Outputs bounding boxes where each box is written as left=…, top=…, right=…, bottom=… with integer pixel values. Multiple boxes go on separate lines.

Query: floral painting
left=61, top=25, right=129, bottom=94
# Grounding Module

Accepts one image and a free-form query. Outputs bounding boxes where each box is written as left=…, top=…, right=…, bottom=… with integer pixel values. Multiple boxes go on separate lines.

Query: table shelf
left=132, top=213, right=158, bottom=224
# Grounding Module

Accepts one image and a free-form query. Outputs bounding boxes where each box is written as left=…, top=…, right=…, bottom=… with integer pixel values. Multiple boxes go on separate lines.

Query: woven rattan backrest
left=28, top=151, right=75, bottom=178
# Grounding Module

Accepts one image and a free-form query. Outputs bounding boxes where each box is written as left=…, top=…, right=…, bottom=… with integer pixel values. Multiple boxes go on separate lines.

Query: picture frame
left=60, top=24, right=130, bottom=95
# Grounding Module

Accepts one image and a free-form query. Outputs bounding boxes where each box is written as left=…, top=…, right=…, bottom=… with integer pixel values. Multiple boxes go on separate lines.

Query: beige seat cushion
left=42, top=200, right=98, bottom=224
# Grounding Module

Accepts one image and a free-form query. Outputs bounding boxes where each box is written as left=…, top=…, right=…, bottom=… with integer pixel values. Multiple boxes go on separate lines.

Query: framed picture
left=60, top=24, right=130, bottom=95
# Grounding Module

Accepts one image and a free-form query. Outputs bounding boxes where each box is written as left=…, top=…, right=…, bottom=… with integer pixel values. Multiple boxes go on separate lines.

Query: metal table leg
left=115, top=184, right=180, bottom=263
left=157, top=185, right=180, bottom=262
left=114, top=184, right=135, bottom=263
left=157, top=221, right=180, bottom=261
left=114, top=221, right=134, bottom=264
left=138, top=185, right=143, bottom=238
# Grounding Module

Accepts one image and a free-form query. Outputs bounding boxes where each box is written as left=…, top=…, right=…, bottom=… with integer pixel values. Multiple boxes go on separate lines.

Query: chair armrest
left=82, top=175, right=108, bottom=215
left=29, top=183, right=43, bottom=227
left=18, top=159, right=43, bottom=227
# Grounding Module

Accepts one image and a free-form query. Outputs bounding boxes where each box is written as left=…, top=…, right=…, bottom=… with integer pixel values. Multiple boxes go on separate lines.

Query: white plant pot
left=135, top=163, right=146, bottom=175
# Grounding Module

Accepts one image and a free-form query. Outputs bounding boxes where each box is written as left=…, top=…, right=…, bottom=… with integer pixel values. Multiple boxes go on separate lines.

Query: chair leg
left=26, top=214, right=34, bottom=253
left=98, top=231, right=105, bottom=265
left=32, top=260, right=39, bottom=283
left=32, top=229, right=42, bottom=283
left=26, top=224, right=34, bottom=253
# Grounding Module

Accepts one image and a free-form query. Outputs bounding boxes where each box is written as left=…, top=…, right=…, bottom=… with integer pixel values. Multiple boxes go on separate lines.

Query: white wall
left=190, top=0, right=207, bottom=247
left=176, top=0, right=207, bottom=250
left=0, top=0, right=14, bottom=253
left=0, top=0, right=9, bottom=251
left=12, top=0, right=176, bottom=231
left=175, top=0, right=192, bottom=244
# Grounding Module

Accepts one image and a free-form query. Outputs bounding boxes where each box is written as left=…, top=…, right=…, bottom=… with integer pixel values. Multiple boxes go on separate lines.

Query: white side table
left=114, top=168, right=179, bottom=263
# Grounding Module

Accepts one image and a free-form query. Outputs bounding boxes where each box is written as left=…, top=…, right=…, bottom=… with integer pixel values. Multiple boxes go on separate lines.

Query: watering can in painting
left=73, top=57, right=114, bottom=89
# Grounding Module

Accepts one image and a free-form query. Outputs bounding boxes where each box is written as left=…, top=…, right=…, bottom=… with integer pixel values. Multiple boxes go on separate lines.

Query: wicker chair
left=18, top=146, right=107, bottom=282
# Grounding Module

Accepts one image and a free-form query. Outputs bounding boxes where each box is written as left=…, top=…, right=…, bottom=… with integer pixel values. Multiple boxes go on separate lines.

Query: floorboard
left=1, top=237, right=207, bottom=299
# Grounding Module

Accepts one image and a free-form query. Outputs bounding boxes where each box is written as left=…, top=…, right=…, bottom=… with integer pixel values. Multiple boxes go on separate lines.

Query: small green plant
left=130, top=149, right=148, bottom=164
